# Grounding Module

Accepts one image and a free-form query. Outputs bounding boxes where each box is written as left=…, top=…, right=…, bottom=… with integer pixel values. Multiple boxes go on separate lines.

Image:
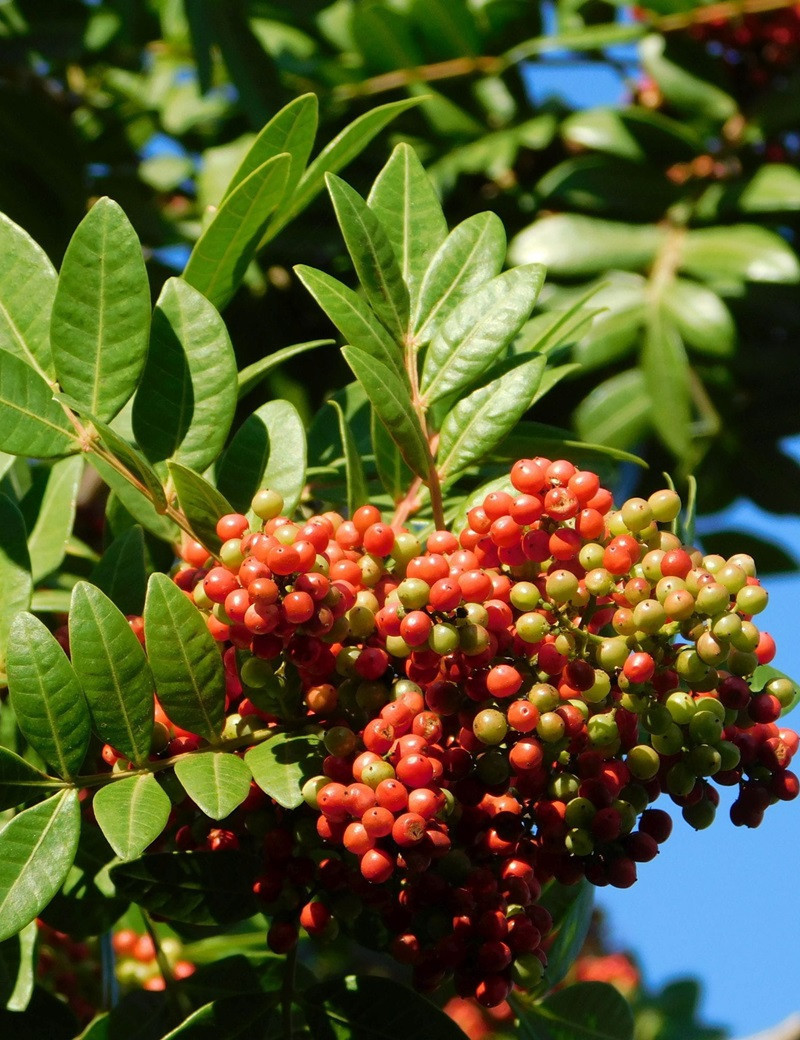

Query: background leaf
left=641, top=308, right=692, bottom=459
left=0, top=212, right=57, bottom=381
left=0, top=921, right=37, bottom=1012
left=245, top=734, right=322, bottom=810
left=237, top=340, right=333, bottom=400
left=0, top=747, right=61, bottom=812
left=516, top=981, right=634, bottom=1040
left=90, top=526, right=147, bottom=616
left=0, top=494, right=32, bottom=672
left=509, top=215, right=666, bottom=277
left=328, top=399, right=369, bottom=517
left=573, top=369, right=652, bottom=451
left=541, top=880, right=594, bottom=989
left=93, top=774, right=172, bottom=861
left=26, top=456, right=83, bottom=583
left=174, top=752, right=252, bottom=821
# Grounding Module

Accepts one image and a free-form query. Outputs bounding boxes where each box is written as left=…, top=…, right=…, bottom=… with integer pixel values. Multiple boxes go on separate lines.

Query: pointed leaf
left=132, top=278, right=237, bottom=472
left=413, top=212, right=506, bottom=342
left=6, top=613, right=90, bottom=778
left=421, top=264, right=545, bottom=404
left=144, top=573, right=225, bottom=743
left=542, top=880, right=594, bottom=988
left=168, top=461, right=233, bottom=554
left=0, top=494, right=32, bottom=669
left=0, top=351, right=77, bottom=458
left=642, top=308, right=692, bottom=459
left=0, top=213, right=57, bottom=381
left=326, top=174, right=409, bottom=341
left=329, top=399, right=369, bottom=516
left=245, top=733, right=323, bottom=810
left=174, top=752, right=252, bottom=821
left=237, top=339, right=333, bottom=400
left=0, top=747, right=63, bottom=812
left=0, top=790, right=81, bottom=943
left=372, top=408, right=413, bottom=505
left=367, top=144, right=448, bottom=303
left=50, top=198, right=151, bottom=423
left=27, top=456, right=83, bottom=583
left=93, top=774, right=171, bottom=862
left=69, top=582, right=154, bottom=766
left=342, top=347, right=429, bottom=479
left=437, top=357, right=546, bottom=482
left=516, top=981, right=634, bottom=1040
left=574, top=369, right=652, bottom=450
left=183, top=154, right=291, bottom=310
left=91, top=526, right=147, bottom=617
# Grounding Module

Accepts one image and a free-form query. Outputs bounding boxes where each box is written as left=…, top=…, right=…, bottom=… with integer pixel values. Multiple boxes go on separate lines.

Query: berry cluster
left=162, top=457, right=797, bottom=1007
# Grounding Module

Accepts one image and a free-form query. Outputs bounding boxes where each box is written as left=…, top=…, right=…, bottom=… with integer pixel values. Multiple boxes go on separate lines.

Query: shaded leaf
left=0, top=747, right=62, bottom=812
left=329, top=399, right=369, bottom=516
left=561, top=106, right=699, bottom=166
left=91, top=526, right=147, bottom=617
left=168, top=461, right=233, bottom=554
left=93, top=774, right=171, bottom=861
left=0, top=920, right=37, bottom=1011
left=0, top=494, right=32, bottom=669
left=27, top=456, right=83, bottom=583
left=174, top=753, right=252, bottom=821
left=0, top=351, right=77, bottom=458
left=640, top=34, right=737, bottom=121
left=662, top=279, right=735, bottom=358
left=574, top=369, right=652, bottom=451
left=237, top=339, right=333, bottom=399
left=245, top=733, right=322, bottom=809
left=516, top=981, right=634, bottom=1040
left=542, top=880, right=594, bottom=989
left=641, top=308, right=692, bottom=459
left=700, top=531, right=796, bottom=576
left=0, top=212, right=57, bottom=381
left=372, top=408, right=413, bottom=505
left=0, top=985, right=79, bottom=1039
left=92, top=457, right=178, bottom=544
left=496, top=422, right=646, bottom=468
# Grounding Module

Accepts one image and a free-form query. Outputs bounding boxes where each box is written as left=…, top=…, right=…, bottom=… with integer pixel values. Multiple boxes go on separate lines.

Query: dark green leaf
left=168, top=461, right=233, bottom=553
left=7, top=613, right=90, bottom=778
left=372, top=408, right=413, bottom=505
left=641, top=308, right=692, bottom=459
left=497, top=422, right=647, bottom=468
left=509, top=215, right=665, bottom=277
left=144, top=573, right=225, bottom=743
left=342, top=347, right=430, bottom=479
left=92, top=457, right=178, bottom=544
left=160, top=994, right=278, bottom=1039
left=0, top=747, right=62, bottom=812
left=351, top=3, right=423, bottom=71
left=110, top=851, right=259, bottom=926
left=174, top=753, right=252, bottom=822
left=0, top=213, right=57, bottom=381
left=0, top=921, right=36, bottom=1011
left=132, top=278, right=237, bottom=472
left=50, top=198, right=151, bottom=423
left=574, top=369, right=652, bottom=451
left=245, top=733, right=322, bottom=809
left=91, top=526, right=147, bottom=616
left=561, top=107, right=700, bottom=166
left=542, top=880, right=594, bottom=989
left=679, top=225, right=800, bottom=285
left=26, top=455, right=83, bottom=583
left=0, top=351, right=77, bottom=458
left=329, top=399, right=369, bottom=516
left=536, top=155, right=681, bottom=221
left=69, top=582, right=154, bottom=766
left=662, top=279, right=735, bottom=358
left=209, top=2, right=281, bottom=131
left=93, top=774, right=171, bottom=861
left=640, top=34, right=737, bottom=121
left=237, top=339, right=333, bottom=399
left=516, top=981, right=634, bottom=1040
left=0, top=494, right=32, bottom=670
left=326, top=174, right=410, bottom=341
left=700, top=531, right=796, bottom=576
left=75, top=991, right=169, bottom=1040
left=183, top=154, right=291, bottom=311
left=0, top=789, right=81, bottom=943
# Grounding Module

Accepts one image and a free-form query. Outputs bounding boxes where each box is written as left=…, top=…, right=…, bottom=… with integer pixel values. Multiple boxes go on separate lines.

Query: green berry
left=252, top=488, right=284, bottom=521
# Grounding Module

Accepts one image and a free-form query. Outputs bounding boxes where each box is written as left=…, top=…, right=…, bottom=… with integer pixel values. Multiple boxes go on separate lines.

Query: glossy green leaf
left=642, top=308, right=692, bottom=459
left=132, top=278, right=237, bottom=472
left=372, top=408, right=413, bottom=505
left=542, top=880, right=594, bottom=989
left=679, top=225, right=800, bottom=285
left=367, top=143, right=448, bottom=303
left=174, top=752, right=252, bottom=821
left=143, top=573, right=225, bottom=743
left=0, top=920, right=37, bottom=1012
left=6, top=613, right=90, bottom=778
left=509, top=215, right=666, bottom=277
left=0, top=790, right=81, bottom=943
left=326, top=174, right=410, bottom=341
left=50, top=198, right=150, bottom=423
left=160, top=994, right=279, bottom=1039
left=342, top=347, right=430, bottom=479
left=0, top=351, right=77, bottom=458
left=69, top=582, right=154, bottom=766
left=237, top=339, right=333, bottom=399
left=561, top=106, right=699, bottom=165
left=0, top=213, right=57, bottom=381
left=0, top=495, right=31, bottom=669
left=516, top=981, right=634, bottom=1040
left=421, top=264, right=545, bottom=404
left=93, top=774, right=171, bottom=862
left=245, top=733, right=322, bottom=809
left=574, top=369, right=652, bottom=450
left=328, top=399, right=369, bottom=516
left=437, top=357, right=546, bottom=482
left=26, top=456, right=83, bottom=583
left=294, top=266, right=404, bottom=378
left=183, top=154, right=291, bottom=310
left=168, top=461, right=233, bottom=554
left=639, top=34, right=737, bottom=121
left=90, top=526, right=147, bottom=617
left=0, top=747, right=62, bottom=812
left=413, top=212, right=506, bottom=343
left=662, top=279, right=735, bottom=357
left=110, top=851, right=259, bottom=926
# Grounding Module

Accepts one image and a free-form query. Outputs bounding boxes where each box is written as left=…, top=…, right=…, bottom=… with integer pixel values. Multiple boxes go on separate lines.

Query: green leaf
left=516, top=981, right=634, bottom=1040
left=69, top=582, right=154, bottom=766
left=245, top=733, right=322, bottom=809
left=496, top=422, right=647, bottom=469
left=437, top=357, right=546, bottom=482
left=542, top=880, right=594, bottom=989
left=304, top=976, right=468, bottom=1040
left=91, top=526, right=147, bottom=617
left=6, top=613, right=90, bottom=778
left=342, top=347, right=430, bottom=479
left=0, top=789, right=81, bottom=943
left=367, top=143, right=448, bottom=304
left=572, top=305, right=643, bottom=371
left=329, top=399, right=369, bottom=516
left=168, top=461, right=233, bottom=554
left=174, top=753, right=252, bottom=821
left=561, top=107, right=700, bottom=166
left=0, top=747, right=62, bottom=812
left=50, top=198, right=151, bottom=424
left=735, top=163, right=800, bottom=212
left=0, top=494, right=32, bottom=670
left=413, top=212, right=506, bottom=343
left=641, top=308, right=692, bottom=459
left=751, top=663, right=800, bottom=715
left=0, top=351, right=77, bottom=458
left=207, top=3, right=281, bottom=131
left=132, top=278, right=237, bottom=473
left=679, top=225, right=800, bottom=285
left=110, top=851, right=259, bottom=926
left=26, top=456, right=83, bottom=583
left=509, top=215, right=666, bottom=277
left=92, top=457, right=178, bottom=544
left=92, top=774, right=171, bottom=861
left=160, top=994, right=279, bottom=1039
left=0, top=920, right=37, bottom=1012
left=326, top=174, right=410, bottom=341
left=144, top=573, right=225, bottom=744
left=270, top=97, right=423, bottom=239
left=0, top=213, right=57, bottom=381
left=237, top=339, right=333, bottom=399
left=662, top=279, right=735, bottom=358
left=183, top=154, right=291, bottom=311
left=574, top=369, right=652, bottom=451
left=372, top=408, right=413, bottom=505
left=294, top=266, right=404, bottom=378
left=421, top=264, right=545, bottom=404
left=639, top=34, right=737, bottom=122
left=507, top=21, right=645, bottom=58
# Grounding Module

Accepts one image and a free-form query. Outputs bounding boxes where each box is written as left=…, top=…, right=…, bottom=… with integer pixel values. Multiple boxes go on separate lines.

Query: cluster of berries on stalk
left=158, top=456, right=798, bottom=1008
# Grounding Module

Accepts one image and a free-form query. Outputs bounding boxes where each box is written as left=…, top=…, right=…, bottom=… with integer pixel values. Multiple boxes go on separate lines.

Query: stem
left=281, top=945, right=297, bottom=1040
left=141, top=911, right=192, bottom=1021
left=404, top=335, right=447, bottom=531
left=391, top=475, right=424, bottom=531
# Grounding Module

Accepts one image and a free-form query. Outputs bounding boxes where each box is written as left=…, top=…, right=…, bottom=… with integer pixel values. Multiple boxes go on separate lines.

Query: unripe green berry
left=473, top=708, right=508, bottom=745
left=651, top=723, right=684, bottom=755
left=252, top=488, right=284, bottom=521
left=516, top=611, right=549, bottom=644
left=396, top=578, right=430, bottom=610
left=648, top=488, right=681, bottom=523
left=627, top=744, right=661, bottom=780
left=546, top=569, right=579, bottom=604
left=565, top=828, right=594, bottom=856
left=510, top=581, right=541, bottom=611
left=620, top=497, right=653, bottom=532
left=735, top=584, right=768, bottom=615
